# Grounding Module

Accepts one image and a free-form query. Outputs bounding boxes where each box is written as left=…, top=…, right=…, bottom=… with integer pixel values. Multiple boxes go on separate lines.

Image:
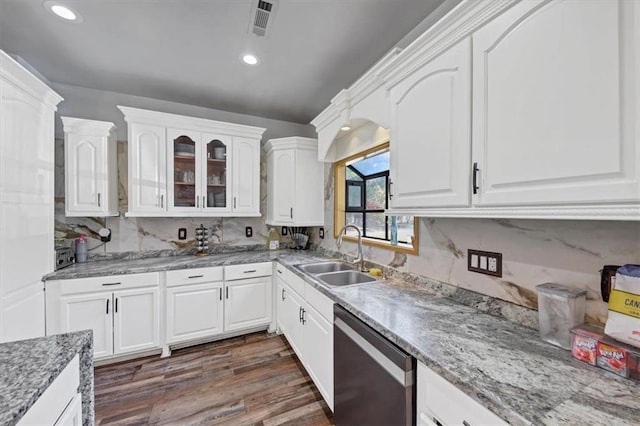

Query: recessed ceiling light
left=43, top=2, right=82, bottom=22
left=242, top=54, right=259, bottom=65
left=341, top=126, right=351, bottom=131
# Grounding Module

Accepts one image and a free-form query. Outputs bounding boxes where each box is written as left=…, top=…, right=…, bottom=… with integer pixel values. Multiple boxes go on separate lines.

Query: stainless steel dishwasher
left=334, top=304, right=416, bottom=426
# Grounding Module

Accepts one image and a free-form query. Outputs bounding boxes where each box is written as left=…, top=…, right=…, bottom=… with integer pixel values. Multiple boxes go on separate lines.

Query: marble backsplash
left=320, top=164, right=640, bottom=327
left=54, top=139, right=310, bottom=258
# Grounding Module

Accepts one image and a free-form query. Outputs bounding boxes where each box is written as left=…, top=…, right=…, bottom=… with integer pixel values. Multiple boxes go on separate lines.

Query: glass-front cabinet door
left=167, top=129, right=201, bottom=212
left=202, top=134, right=231, bottom=212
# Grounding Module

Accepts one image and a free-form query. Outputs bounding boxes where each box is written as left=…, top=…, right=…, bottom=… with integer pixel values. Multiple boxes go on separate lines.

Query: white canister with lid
left=75, top=234, right=88, bottom=263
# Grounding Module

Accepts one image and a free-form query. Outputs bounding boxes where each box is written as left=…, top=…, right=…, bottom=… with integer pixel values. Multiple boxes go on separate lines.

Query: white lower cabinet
left=277, top=268, right=334, bottom=411
left=224, top=276, right=273, bottom=333
left=46, top=273, right=161, bottom=360
left=55, top=392, right=83, bottom=426
left=417, top=362, right=506, bottom=426
left=166, top=282, right=224, bottom=344
left=60, top=291, right=114, bottom=358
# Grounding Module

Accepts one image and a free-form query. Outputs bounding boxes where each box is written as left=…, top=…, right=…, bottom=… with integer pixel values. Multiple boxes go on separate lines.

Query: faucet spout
left=336, top=225, right=368, bottom=273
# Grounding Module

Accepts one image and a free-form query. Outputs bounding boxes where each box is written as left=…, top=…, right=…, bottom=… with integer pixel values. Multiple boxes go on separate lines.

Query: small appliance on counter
left=54, top=247, right=75, bottom=270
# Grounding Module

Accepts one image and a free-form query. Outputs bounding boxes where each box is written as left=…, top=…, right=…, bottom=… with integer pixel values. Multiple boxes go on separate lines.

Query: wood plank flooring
left=94, top=332, right=334, bottom=425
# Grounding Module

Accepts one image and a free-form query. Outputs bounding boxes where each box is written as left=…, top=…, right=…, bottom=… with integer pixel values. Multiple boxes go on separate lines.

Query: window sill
left=339, top=234, right=419, bottom=255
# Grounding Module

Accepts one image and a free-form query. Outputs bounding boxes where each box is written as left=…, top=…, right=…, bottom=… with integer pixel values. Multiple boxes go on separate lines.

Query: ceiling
left=0, top=0, right=448, bottom=124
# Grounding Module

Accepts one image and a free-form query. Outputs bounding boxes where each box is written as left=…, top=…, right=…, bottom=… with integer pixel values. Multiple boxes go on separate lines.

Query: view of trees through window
left=344, top=149, right=413, bottom=243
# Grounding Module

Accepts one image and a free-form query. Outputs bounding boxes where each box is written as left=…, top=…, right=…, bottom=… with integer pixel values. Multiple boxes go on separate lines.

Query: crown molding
left=118, top=106, right=266, bottom=139
left=264, top=136, right=318, bottom=153
left=61, top=116, right=116, bottom=136
left=0, top=50, right=63, bottom=108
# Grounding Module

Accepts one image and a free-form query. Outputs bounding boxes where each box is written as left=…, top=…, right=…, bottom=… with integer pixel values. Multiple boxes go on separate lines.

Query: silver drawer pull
left=277, top=269, right=283, bottom=274
left=188, top=275, right=204, bottom=279
left=244, top=270, right=257, bottom=273
left=102, top=282, right=121, bottom=286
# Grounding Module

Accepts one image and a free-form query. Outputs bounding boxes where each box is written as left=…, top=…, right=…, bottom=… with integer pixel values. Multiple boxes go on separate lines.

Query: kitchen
left=1, top=0, right=639, bottom=425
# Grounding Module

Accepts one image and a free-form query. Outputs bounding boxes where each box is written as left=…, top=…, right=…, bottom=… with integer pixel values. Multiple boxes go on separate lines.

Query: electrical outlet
left=245, top=227, right=253, bottom=238
left=468, top=249, right=502, bottom=277
left=178, top=228, right=187, bottom=240
left=281, top=226, right=287, bottom=236
left=319, top=228, right=324, bottom=239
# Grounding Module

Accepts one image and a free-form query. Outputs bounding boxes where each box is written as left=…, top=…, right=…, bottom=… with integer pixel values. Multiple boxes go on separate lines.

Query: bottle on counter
left=266, top=228, right=281, bottom=251
left=75, top=234, right=88, bottom=263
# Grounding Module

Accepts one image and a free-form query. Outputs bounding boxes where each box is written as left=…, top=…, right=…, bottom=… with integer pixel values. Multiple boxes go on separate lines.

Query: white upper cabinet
left=472, top=0, right=639, bottom=208
left=265, top=137, right=324, bottom=226
left=118, top=106, right=265, bottom=217
left=62, top=117, right=118, bottom=217
left=388, top=38, right=471, bottom=208
left=231, top=136, right=260, bottom=214
left=128, top=122, right=167, bottom=214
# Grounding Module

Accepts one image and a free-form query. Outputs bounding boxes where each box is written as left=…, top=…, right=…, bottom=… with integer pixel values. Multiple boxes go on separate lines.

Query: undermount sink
left=298, top=261, right=354, bottom=275
left=316, top=270, right=377, bottom=287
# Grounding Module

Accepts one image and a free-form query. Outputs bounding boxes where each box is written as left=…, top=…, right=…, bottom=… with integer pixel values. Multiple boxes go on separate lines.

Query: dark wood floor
left=94, top=332, right=334, bottom=425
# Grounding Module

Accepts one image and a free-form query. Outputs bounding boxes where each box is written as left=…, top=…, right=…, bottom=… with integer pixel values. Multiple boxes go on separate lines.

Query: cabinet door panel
left=66, top=134, right=103, bottom=214
left=283, top=285, right=305, bottom=360
left=167, top=128, right=201, bottom=212
left=166, top=282, right=224, bottom=344
left=276, top=278, right=288, bottom=335
left=202, top=134, right=232, bottom=212
left=304, top=305, right=334, bottom=411
left=224, top=277, right=272, bottom=333
left=130, top=123, right=166, bottom=213
left=231, top=137, right=260, bottom=213
left=113, top=287, right=160, bottom=355
left=294, top=148, right=324, bottom=225
left=390, top=38, right=471, bottom=208
left=59, top=292, right=113, bottom=359
left=272, top=150, right=295, bottom=223
left=473, top=0, right=638, bottom=205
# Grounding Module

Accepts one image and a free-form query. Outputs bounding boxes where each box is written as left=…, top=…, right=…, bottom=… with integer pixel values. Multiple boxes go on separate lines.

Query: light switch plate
left=468, top=249, right=502, bottom=277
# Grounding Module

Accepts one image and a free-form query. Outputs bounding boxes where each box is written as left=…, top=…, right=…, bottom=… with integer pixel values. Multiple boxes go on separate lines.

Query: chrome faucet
left=336, top=225, right=368, bottom=273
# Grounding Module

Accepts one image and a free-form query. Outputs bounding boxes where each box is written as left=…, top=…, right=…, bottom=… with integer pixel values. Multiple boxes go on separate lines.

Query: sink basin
left=299, top=262, right=354, bottom=275
left=317, top=270, right=376, bottom=287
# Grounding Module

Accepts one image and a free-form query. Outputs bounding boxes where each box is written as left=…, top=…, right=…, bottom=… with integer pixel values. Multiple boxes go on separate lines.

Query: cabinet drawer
left=274, top=262, right=289, bottom=282
left=305, top=283, right=333, bottom=322
left=225, top=262, right=272, bottom=280
left=417, top=362, right=506, bottom=426
left=56, top=272, right=160, bottom=295
left=166, top=266, right=224, bottom=287
left=286, top=271, right=306, bottom=297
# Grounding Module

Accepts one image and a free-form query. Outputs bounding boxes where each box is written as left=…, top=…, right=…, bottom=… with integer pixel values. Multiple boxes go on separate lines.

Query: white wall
left=52, top=83, right=316, bottom=141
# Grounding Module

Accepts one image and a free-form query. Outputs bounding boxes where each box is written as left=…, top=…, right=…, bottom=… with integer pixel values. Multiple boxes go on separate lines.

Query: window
left=334, top=142, right=418, bottom=254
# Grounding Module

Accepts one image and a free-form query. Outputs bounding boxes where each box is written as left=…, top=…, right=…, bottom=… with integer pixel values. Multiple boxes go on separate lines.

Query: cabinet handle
left=106, top=299, right=109, bottom=314
left=102, top=282, right=121, bottom=286
left=389, top=179, right=393, bottom=199
left=203, top=195, right=206, bottom=208
left=219, top=288, right=222, bottom=301
left=463, top=421, right=471, bottom=426
left=472, top=162, right=479, bottom=195
left=97, top=193, right=101, bottom=207
left=115, top=297, right=118, bottom=313
left=281, top=288, right=286, bottom=301
left=301, top=308, right=306, bottom=325
left=277, top=269, right=283, bottom=274
left=197, top=196, right=200, bottom=208
left=290, top=207, right=293, bottom=219
left=226, top=287, right=229, bottom=299
left=160, top=194, right=164, bottom=208
left=188, top=275, right=204, bottom=279
left=244, top=270, right=257, bottom=274
left=299, top=307, right=303, bottom=323
left=234, top=197, right=237, bottom=209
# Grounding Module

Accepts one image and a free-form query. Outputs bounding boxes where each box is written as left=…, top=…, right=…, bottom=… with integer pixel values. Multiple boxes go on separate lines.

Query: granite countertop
left=0, top=331, right=93, bottom=426
left=42, top=250, right=640, bottom=424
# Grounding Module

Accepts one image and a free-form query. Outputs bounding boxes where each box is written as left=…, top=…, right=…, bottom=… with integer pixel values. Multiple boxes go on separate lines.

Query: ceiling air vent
left=248, top=0, right=278, bottom=38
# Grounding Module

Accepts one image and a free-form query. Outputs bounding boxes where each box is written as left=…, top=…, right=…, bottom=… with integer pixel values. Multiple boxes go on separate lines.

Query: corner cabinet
left=62, top=117, right=118, bottom=217
left=118, top=106, right=265, bottom=217
left=265, top=137, right=324, bottom=226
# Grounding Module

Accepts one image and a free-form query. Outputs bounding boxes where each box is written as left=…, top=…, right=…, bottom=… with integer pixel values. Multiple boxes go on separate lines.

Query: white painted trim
left=61, top=116, right=116, bottom=136
left=0, top=50, right=63, bottom=108
left=386, top=205, right=640, bottom=221
left=264, top=136, right=318, bottom=154
left=118, top=106, right=266, bottom=139
left=124, top=211, right=262, bottom=218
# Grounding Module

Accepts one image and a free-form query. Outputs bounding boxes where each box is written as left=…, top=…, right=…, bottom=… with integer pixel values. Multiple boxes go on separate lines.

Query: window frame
left=333, top=142, right=419, bottom=255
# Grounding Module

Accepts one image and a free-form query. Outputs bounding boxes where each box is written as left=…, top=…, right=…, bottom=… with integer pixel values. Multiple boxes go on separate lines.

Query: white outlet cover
left=488, top=257, right=497, bottom=272
left=470, top=254, right=479, bottom=268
